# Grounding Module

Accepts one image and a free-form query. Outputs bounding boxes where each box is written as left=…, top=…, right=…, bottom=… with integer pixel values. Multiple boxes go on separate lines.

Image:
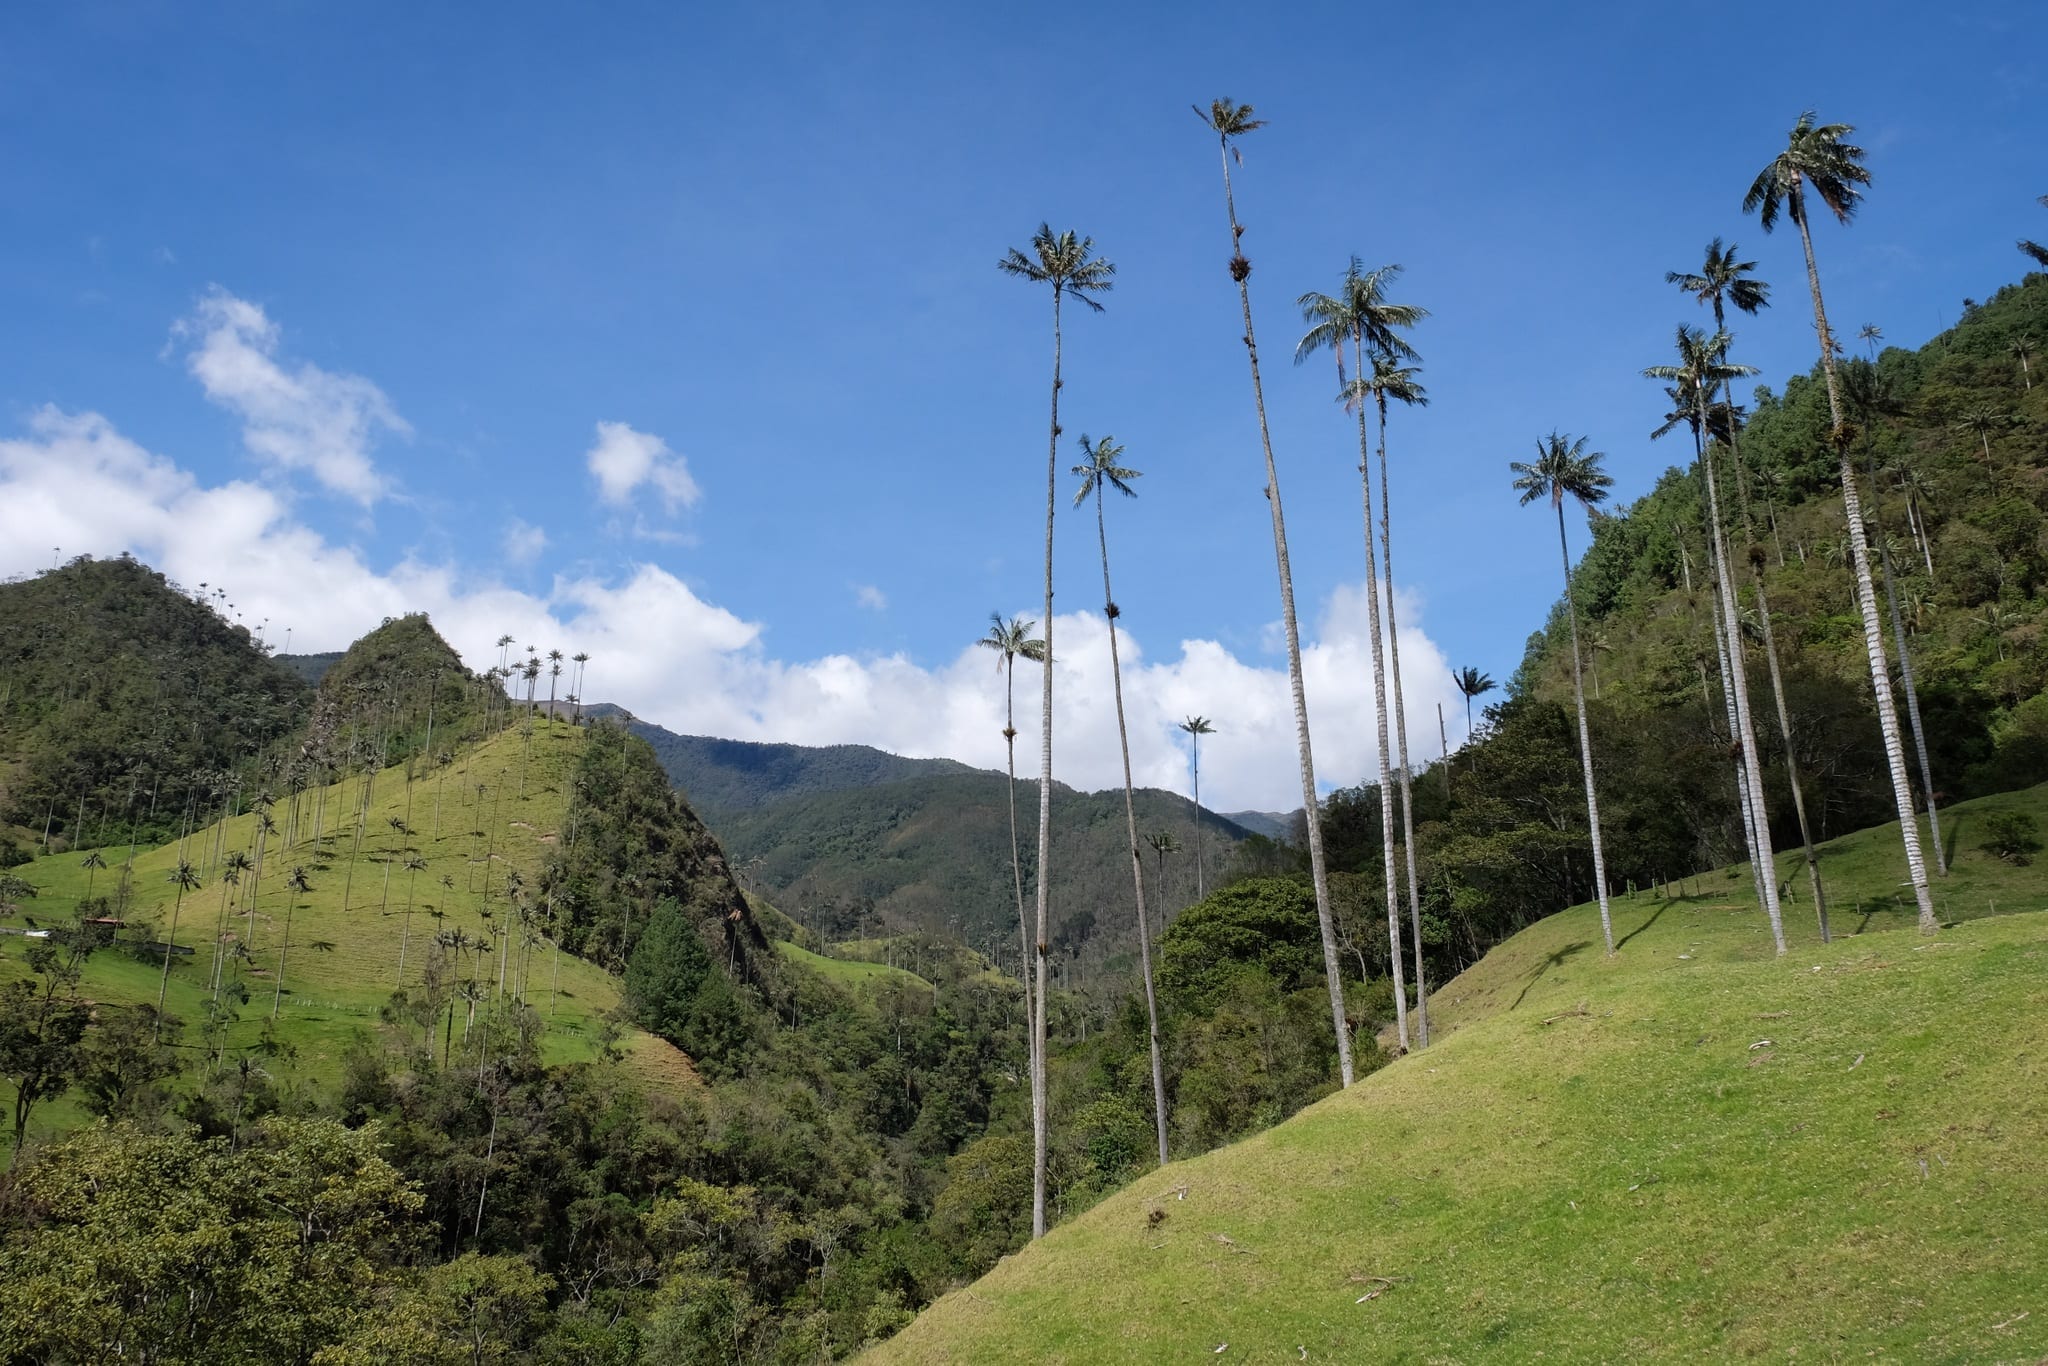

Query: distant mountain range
left=602, top=710, right=1252, bottom=966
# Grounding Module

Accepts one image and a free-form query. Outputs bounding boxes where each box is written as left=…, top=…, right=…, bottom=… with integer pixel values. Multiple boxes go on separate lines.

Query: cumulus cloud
left=585, top=421, right=699, bottom=513
left=175, top=288, right=409, bottom=503
left=0, top=407, right=1462, bottom=813
left=501, top=518, right=548, bottom=566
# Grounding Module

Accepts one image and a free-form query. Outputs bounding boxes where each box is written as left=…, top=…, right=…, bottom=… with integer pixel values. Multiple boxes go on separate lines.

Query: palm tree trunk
left=1554, top=501, right=1615, bottom=954
left=1188, top=738, right=1205, bottom=901
left=1796, top=204, right=1937, bottom=932
left=1350, top=370, right=1410, bottom=1051
left=1095, top=491, right=1170, bottom=1165
left=1003, top=676, right=1034, bottom=1051
left=1876, top=515, right=1947, bottom=876
left=1376, top=400, right=1428, bottom=1046
left=1029, top=287, right=1062, bottom=1240
left=1216, top=135, right=1354, bottom=1086
left=1697, top=431, right=1787, bottom=952
left=154, top=885, right=187, bottom=1039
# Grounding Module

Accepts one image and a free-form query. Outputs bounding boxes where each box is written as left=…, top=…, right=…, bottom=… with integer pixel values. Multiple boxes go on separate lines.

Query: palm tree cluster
left=984, top=103, right=2033, bottom=1240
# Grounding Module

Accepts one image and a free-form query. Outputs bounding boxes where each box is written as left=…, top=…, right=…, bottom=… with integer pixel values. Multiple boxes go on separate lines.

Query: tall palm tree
left=154, top=860, right=202, bottom=1038
left=274, top=866, right=312, bottom=1019
left=998, top=222, right=1113, bottom=1238
left=1362, top=351, right=1433, bottom=1044
left=1511, top=434, right=1617, bottom=954
left=1178, top=716, right=1216, bottom=900
left=1454, top=667, right=1496, bottom=740
left=1668, top=239, right=1828, bottom=933
left=2011, top=334, right=2035, bottom=391
left=1295, top=264, right=1418, bottom=1048
left=1197, top=96, right=1354, bottom=1086
left=546, top=649, right=564, bottom=713
left=397, top=855, right=429, bottom=984
left=1842, top=360, right=1948, bottom=878
left=210, top=850, right=251, bottom=1000
left=79, top=850, right=105, bottom=903
left=571, top=652, right=590, bottom=723
left=1072, top=433, right=1169, bottom=1164
left=976, top=613, right=1047, bottom=1045
left=1144, top=830, right=1181, bottom=936
left=1646, top=327, right=1788, bottom=951
left=1951, top=406, right=2014, bottom=466
left=1745, top=110, right=1935, bottom=933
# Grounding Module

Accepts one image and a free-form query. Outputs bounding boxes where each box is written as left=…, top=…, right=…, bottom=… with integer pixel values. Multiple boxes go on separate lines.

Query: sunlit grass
left=872, top=783, right=2048, bottom=1363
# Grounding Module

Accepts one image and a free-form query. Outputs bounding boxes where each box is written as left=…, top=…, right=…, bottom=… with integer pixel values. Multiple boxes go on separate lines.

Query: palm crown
left=997, top=225, right=1115, bottom=311
left=1645, top=326, right=1760, bottom=441
left=1743, top=111, right=1871, bottom=232
left=1349, top=353, right=1430, bottom=418
left=1071, top=435, right=1141, bottom=506
left=1667, top=238, right=1770, bottom=325
left=1454, top=666, right=1496, bottom=702
left=978, top=614, right=1046, bottom=668
left=1179, top=715, right=1216, bottom=739
left=1294, top=260, right=1427, bottom=391
left=1512, top=433, right=1613, bottom=512
left=1195, top=97, right=1266, bottom=145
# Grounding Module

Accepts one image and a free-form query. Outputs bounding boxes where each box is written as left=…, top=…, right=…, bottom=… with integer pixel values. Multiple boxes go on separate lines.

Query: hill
left=621, top=721, right=981, bottom=818
left=871, top=781, right=2048, bottom=1362
left=0, top=555, right=311, bottom=857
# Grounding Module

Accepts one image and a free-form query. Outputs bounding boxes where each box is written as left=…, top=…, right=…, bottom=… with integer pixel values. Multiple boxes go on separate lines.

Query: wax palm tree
left=1843, top=359, right=1948, bottom=878
left=210, top=851, right=251, bottom=1000
left=1669, top=241, right=1828, bottom=928
left=154, top=860, right=202, bottom=1037
left=397, top=855, right=428, bottom=984
left=79, top=850, right=105, bottom=902
left=571, top=652, right=590, bottom=723
left=1745, top=110, right=1936, bottom=933
left=1072, top=433, right=1169, bottom=1163
left=977, top=613, right=1047, bottom=1030
left=1196, top=97, right=1353, bottom=1085
left=2010, top=334, right=2035, bottom=391
left=1454, top=667, right=1496, bottom=740
left=1952, top=406, right=2015, bottom=466
left=1511, top=434, right=1617, bottom=953
left=999, top=221, right=1112, bottom=1238
left=1178, top=716, right=1216, bottom=899
left=1360, top=351, right=1433, bottom=1043
left=546, top=649, right=563, bottom=713
left=1857, top=323, right=1884, bottom=358
left=274, top=867, right=312, bottom=1019
left=1646, top=326, right=1788, bottom=951
left=1143, top=830, right=1180, bottom=935
left=1295, top=265, right=1418, bottom=1047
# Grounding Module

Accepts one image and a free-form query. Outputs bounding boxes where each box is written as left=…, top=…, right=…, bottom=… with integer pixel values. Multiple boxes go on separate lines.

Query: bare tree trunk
left=1795, top=205, right=1937, bottom=933
left=1214, top=134, right=1355, bottom=1085
left=1002, top=674, right=1034, bottom=1065
left=1555, top=502, right=1615, bottom=953
left=1874, top=511, right=1947, bottom=877
left=1095, top=490, right=1170, bottom=1165
left=1188, top=736, right=1206, bottom=900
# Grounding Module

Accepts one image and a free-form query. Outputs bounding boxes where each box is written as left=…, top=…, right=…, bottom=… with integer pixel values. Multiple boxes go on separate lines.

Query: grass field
left=2, top=719, right=694, bottom=1151
left=872, top=783, right=2048, bottom=1363
left=775, top=938, right=935, bottom=999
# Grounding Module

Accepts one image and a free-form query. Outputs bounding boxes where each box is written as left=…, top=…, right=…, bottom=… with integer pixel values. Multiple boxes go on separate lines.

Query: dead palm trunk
left=1211, top=123, right=1355, bottom=1086
left=1552, top=500, right=1616, bottom=953
left=1794, top=207, right=1937, bottom=932
left=1091, top=490, right=1170, bottom=1165
left=1376, top=397, right=1430, bottom=1045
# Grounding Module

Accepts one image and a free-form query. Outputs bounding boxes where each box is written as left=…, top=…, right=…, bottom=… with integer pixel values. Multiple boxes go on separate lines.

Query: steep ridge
left=871, top=782, right=2048, bottom=1362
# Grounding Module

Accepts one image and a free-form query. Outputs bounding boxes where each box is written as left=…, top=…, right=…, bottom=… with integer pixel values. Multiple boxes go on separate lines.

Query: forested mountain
left=621, top=722, right=980, bottom=817
left=0, top=555, right=311, bottom=859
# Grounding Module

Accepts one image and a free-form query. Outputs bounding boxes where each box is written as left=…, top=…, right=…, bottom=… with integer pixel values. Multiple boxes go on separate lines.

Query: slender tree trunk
left=1437, top=703, right=1450, bottom=800
left=1095, top=490, right=1170, bottom=1165
left=154, top=884, right=187, bottom=1040
left=1002, top=674, right=1034, bottom=1051
left=1866, top=462, right=1947, bottom=877
left=272, top=896, right=295, bottom=1019
left=1029, top=287, right=1062, bottom=1240
left=1188, top=737, right=1206, bottom=900
left=1215, top=134, right=1354, bottom=1085
left=1795, top=202, right=1937, bottom=932
left=1697, top=427, right=1787, bottom=952
left=1350, top=360, right=1409, bottom=1052
left=1554, top=502, right=1615, bottom=953
left=1376, top=399, right=1429, bottom=1046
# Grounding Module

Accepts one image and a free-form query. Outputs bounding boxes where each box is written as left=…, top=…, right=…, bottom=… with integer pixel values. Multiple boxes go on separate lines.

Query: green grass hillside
left=872, top=785, right=2048, bottom=1363
left=1, top=719, right=694, bottom=1148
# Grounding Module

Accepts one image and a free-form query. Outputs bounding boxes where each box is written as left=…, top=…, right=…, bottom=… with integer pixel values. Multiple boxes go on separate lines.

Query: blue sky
left=1, top=2, right=2041, bottom=809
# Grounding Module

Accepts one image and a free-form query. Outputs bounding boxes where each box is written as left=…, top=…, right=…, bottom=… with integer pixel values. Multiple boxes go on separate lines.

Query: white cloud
left=0, top=407, right=1462, bottom=813
left=585, top=421, right=699, bottom=513
left=501, top=518, right=548, bottom=566
left=175, top=288, right=408, bottom=503
left=853, top=583, right=887, bottom=611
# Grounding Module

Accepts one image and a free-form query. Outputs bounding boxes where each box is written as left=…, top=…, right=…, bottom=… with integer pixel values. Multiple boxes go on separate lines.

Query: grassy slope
left=2, top=720, right=693, bottom=1147
left=774, top=939, right=935, bottom=997
left=874, top=784, right=2048, bottom=1363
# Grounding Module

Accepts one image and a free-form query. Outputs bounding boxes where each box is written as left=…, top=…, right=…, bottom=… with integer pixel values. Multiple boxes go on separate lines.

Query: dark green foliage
left=301, top=614, right=483, bottom=776
left=622, top=897, right=715, bottom=1044
left=1979, top=810, right=2041, bottom=865
left=0, top=555, right=310, bottom=848
left=627, top=724, right=975, bottom=817
left=1156, top=878, right=1327, bottom=1014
